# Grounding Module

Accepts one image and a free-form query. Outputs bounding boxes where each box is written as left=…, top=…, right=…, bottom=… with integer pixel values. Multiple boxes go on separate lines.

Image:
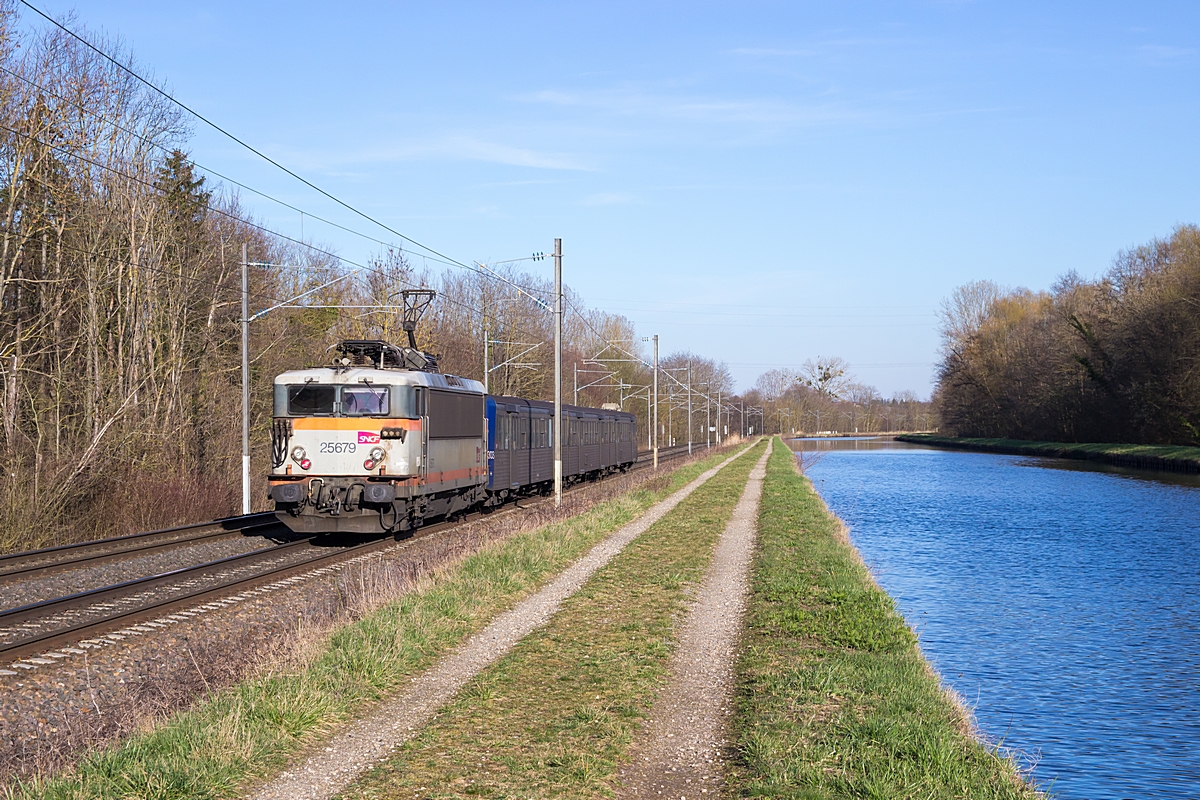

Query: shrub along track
left=0, top=441, right=730, bottom=793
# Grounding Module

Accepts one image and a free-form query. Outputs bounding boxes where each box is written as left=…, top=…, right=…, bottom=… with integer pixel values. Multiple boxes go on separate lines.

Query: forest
left=936, top=225, right=1200, bottom=445
left=0, top=4, right=742, bottom=551
left=0, top=3, right=935, bottom=552
left=742, top=358, right=934, bottom=440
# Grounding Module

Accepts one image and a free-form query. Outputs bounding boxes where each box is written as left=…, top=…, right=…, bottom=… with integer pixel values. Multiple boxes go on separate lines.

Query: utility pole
left=483, top=329, right=489, bottom=393
left=652, top=335, right=659, bottom=469
left=647, top=393, right=652, bottom=452
left=241, top=243, right=250, bottom=515
left=687, top=361, right=692, bottom=455
left=668, top=380, right=673, bottom=447
left=553, top=238, right=563, bottom=507
left=717, top=390, right=722, bottom=444
left=573, top=362, right=577, bottom=405
left=740, top=400, right=745, bottom=438
left=706, top=387, right=711, bottom=448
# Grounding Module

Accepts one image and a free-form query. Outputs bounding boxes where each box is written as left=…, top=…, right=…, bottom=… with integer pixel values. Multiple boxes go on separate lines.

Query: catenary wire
left=14, top=2, right=892, bottom=394
left=16, top=0, right=553, bottom=302
left=0, top=122, right=558, bottom=345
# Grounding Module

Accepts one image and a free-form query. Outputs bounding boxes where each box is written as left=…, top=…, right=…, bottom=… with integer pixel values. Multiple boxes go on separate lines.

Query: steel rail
left=0, top=512, right=278, bottom=580
left=0, top=537, right=319, bottom=661
left=1, top=442, right=715, bottom=664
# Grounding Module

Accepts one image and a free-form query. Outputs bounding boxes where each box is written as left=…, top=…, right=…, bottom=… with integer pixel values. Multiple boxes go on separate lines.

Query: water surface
left=793, top=437, right=1200, bottom=798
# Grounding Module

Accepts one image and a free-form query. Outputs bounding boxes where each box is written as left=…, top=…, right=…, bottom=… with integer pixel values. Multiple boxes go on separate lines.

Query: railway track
left=0, top=442, right=704, bottom=668
left=0, top=512, right=279, bottom=582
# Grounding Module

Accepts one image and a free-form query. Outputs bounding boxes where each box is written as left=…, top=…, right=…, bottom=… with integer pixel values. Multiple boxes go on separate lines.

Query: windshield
left=341, top=385, right=389, bottom=416
left=287, top=384, right=336, bottom=415
left=277, top=383, right=417, bottom=417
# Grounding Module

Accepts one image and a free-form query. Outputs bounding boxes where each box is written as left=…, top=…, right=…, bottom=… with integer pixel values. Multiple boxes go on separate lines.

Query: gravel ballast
left=0, top=534, right=278, bottom=611
left=617, top=439, right=771, bottom=798
left=247, top=444, right=754, bottom=800
left=0, top=455, right=711, bottom=785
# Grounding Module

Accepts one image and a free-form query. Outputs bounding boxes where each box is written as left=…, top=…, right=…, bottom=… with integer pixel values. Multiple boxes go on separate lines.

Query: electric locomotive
left=267, top=291, right=638, bottom=535
left=267, top=338, right=487, bottom=534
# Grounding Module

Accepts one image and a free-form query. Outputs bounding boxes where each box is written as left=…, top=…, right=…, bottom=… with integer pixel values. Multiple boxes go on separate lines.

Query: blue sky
left=29, top=1, right=1200, bottom=396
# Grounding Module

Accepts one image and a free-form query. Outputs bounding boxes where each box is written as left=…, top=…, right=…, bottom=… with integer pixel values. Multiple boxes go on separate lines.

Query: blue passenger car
left=485, top=394, right=637, bottom=502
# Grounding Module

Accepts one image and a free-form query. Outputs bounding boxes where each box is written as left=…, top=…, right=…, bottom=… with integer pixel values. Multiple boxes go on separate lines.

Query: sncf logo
left=358, top=431, right=381, bottom=444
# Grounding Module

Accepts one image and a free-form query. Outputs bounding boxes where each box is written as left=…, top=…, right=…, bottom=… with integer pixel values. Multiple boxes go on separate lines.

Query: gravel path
left=247, top=444, right=756, bottom=800
left=617, top=439, right=772, bottom=799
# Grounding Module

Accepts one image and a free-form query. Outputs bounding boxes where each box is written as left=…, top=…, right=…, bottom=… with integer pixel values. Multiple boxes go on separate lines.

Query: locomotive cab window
left=341, top=386, right=389, bottom=416
left=279, top=383, right=418, bottom=418
left=287, top=384, right=336, bottom=415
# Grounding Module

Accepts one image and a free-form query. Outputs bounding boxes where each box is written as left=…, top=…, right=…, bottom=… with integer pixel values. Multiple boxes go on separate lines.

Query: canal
left=791, top=437, right=1200, bottom=799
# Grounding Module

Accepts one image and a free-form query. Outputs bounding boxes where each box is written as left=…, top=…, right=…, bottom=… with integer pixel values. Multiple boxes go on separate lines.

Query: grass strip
left=899, top=433, right=1200, bottom=473
left=730, top=438, right=1038, bottom=798
left=8, top=447, right=741, bottom=800
left=338, top=440, right=768, bottom=800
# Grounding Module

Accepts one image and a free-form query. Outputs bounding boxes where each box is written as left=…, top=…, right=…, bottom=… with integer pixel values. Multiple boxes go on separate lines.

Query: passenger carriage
left=485, top=396, right=637, bottom=499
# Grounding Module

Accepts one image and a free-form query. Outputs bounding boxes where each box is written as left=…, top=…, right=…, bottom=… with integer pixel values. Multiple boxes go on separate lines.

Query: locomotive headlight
left=369, top=447, right=386, bottom=462
left=291, top=446, right=307, bottom=463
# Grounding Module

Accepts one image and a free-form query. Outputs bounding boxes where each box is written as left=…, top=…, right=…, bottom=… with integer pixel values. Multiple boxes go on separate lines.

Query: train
left=266, top=338, right=638, bottom=534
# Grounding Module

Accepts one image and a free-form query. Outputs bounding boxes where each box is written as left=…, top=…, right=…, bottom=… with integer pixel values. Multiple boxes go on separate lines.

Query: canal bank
left=797, top=436, right=1200, bottom=798
left=730, top=440, right=1036, bottom=797
left=898, top=433, right=1200, bottom=473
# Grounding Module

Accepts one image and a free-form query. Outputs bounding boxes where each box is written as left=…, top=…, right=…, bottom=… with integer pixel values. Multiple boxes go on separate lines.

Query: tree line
left=0, top=4, right=737, bottom=550
left=742, top=358, right=936, bottom=437
left=935, top=225, right=1200, bottom=444
left=0, top=3, right=936, bottom=552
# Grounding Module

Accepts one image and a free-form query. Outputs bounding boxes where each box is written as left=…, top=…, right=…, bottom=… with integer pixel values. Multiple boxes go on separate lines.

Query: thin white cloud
left=516, top=87, right=868, bottom=130
left=405, top=136, right=592, bottom=170
left=1139, top=44, right=1196, bottom=64
left=579, top=192, right=638, bottom=206
left=286, top=135, right=592, bottom=172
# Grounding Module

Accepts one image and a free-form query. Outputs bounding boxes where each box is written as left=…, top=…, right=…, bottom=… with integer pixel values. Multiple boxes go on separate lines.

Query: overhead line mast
left=553, top=239, right=563, bottom=508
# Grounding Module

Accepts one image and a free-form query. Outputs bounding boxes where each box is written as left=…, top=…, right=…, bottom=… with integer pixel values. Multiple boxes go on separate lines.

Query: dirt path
left=248, top=443, right=756, bottom=800
left=617, top=439, right=772, bottom=799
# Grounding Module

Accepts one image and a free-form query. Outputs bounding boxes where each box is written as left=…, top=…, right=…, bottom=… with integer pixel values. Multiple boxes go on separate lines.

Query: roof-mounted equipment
left=334, top=289, right=441, bottom=372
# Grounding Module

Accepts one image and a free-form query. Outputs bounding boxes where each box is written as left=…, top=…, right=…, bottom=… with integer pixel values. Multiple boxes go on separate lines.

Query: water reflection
left=794, top=440, right=1200, bottom=798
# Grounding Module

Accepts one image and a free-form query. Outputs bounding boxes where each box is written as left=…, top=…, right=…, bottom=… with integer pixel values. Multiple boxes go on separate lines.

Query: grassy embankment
left=341, top=437, right=1036, bottom=799
left=898, top=433, right=1200, bottom=473
left=338, top=439, right=767, bottom=799
left=730, top=440, right=1038, bottom=797
left=7, top=445, right=742, bottom=800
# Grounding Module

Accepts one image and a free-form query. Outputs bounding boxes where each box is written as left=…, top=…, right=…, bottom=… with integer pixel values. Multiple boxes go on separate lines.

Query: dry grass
left=4, top=448, right=734, bottom=799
